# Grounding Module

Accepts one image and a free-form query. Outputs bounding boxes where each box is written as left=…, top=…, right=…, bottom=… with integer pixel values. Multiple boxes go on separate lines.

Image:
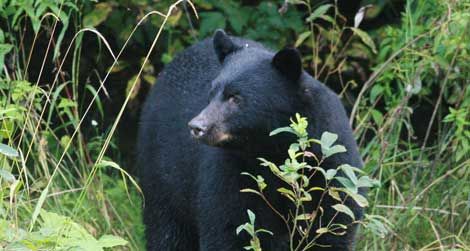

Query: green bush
left=238, top=114, right=388, bottom=250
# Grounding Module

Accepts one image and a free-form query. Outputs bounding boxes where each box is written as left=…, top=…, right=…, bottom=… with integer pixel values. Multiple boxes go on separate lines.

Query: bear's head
left=188, top=29, right=310, bottom=150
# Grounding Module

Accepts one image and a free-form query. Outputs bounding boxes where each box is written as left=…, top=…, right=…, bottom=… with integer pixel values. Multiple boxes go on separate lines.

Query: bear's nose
left=188, top=120, right=207, bottom=138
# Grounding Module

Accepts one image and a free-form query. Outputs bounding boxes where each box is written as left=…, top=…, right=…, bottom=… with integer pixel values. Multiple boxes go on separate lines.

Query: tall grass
left=351, top=1, right=469, bottom=250
left=1, top=1, right=197, bottom=250
left=272, top=0, right=469, bottom=250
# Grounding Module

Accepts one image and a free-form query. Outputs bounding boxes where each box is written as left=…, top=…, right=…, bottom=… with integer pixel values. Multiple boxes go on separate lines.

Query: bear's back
left=137, top=39, right=216, bottom=213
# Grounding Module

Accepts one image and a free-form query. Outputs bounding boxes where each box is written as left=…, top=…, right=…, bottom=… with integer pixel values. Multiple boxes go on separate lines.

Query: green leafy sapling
left=239, top=114, right=388, bottom=250
left=236, top=209, right=273, bottom=251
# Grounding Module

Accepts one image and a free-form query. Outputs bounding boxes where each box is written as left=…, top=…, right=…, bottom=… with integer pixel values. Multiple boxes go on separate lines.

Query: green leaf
left=236, top=223, right=248, bottom=235
left=0, top=169, right=15, bottom=183
left=295, top=31, right=311, bottom=47
left=126, top=74, right=142, bottom=102
left=0, top=143, right=19, bottom=157
left=332, top=204, right=355, bottom=220
left=306, top=4, right=332, bottom=22
left=0, top=43, right=13, bottom=74
left=240, top=188, right=262, bottom=196
left=143, top=74, right=157, bottom=85
left=308, top=186, right=324, bottom=192
left=345, top=190, right=369, bottom=207
left=30, top=185, right=50, bottom=231
left=369, top=84, right=384, bottom=102
left=98, top=235, right=128, bottom=248
left=277, top=187, right=296, bottom=202
left=325, top=169, right=337, bottom=180
left=300, top=189, right=312, bottom=201
left=245, top=224, right=255, bottom=236
left=357, top=176, right=380, bottom=188
left=53, top=10, right=71, bottom=60
left=339, top=164, right=358, bottom=185
left=335, top=177, right=358, bottom=194
left=328, top=188, right=342, bottom=201
left=364, top=214, right=391, bottom=238
left=320, top=132, right=338, bottom=148
left=60, top=135, right=71, bottom=149
left=241, top=172, right=257, bottom=181
left=247, top=210, right=256, bottom=225
left=258, top=158, right=281, bottom=175
left=295, top=213, right=313, bottom=221
left=255, top=229, right=274, bottom=236
left=58, top=98, right=77, bottom=109
left=287, top=0, right=307, bottom=5
left=350, top=27, right=377, bottom=53
left=70, top=240, right=103, bottom=251
left=256, top=175, right=267, bottom=191
left=324, top=145, right=347, bottom=158
left=199, top=12, right=226, bottom=38
left=320, top=132, right=347, bottom=158
left=244, top=223, right=255, bottom=236
left=223, top=5, right=249, bottom=34
left=83, top=2, right=113, bottom=27
left=108, top=60, right=129, bottom=73
left=269, top=126, right=296, bottom=136
left=370, top=109, right=384, bottom=125
left=316, top=227, right=329, bottom=234
left=318, top=15, right=336, bottom=24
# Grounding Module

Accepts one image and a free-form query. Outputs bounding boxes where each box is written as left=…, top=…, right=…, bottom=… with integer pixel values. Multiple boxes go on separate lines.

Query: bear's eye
left=228, top=95, right=241, bottom=105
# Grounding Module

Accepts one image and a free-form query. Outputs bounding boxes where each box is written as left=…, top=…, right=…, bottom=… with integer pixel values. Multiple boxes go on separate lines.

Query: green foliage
left=0, top=0, right=79, bottom=60
left=0, top=0, right=145, bottom=249
left=0, top=76, right=142, bottom=249
left=0, top=30, right=13, bottom=73
left=240, top=114, right=388, bottom=250
left=443, top=105, right=470, bottom=161
left=352, top=1, right=470, bottom=249
left=236, top=210, right=273, bottom=251
left=283, top=1, right=381, bottom=82
left=0, top=210, right=127, bottom=250
left=83, top=2, right=113, bottom=28
left=0, top=143, right=18, bottom=157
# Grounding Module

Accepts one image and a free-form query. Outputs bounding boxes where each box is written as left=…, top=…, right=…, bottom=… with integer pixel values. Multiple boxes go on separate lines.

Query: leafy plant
left=0, top=210, right=127, bottom=251
left=239, top=114, right=389, bottom=250
left=236, top=209, right=273, bottom=251
left=350, top=1, right=470, bottom=249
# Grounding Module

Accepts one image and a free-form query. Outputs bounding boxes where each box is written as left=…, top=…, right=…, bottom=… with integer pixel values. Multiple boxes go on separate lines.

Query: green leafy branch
left=239, top=114, right=388, bottom=251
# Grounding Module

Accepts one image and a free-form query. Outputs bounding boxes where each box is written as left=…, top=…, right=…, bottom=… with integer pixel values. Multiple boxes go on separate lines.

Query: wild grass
left=351, top=1, right=469, bottom=250
left=1, top=1, right=197, bottom=250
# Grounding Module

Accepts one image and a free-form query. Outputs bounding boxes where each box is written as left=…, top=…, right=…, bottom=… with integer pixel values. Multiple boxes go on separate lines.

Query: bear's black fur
left=137, top=30, right=363, bottom=250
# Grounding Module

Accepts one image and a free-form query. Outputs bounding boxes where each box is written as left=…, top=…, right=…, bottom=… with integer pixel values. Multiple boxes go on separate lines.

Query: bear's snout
left=188, top=118, right=208, bottom=139
left=188, top=111, right=232, bottom=146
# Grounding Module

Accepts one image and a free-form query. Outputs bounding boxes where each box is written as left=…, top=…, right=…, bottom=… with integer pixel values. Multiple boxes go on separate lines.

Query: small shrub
left=238, top=114, right=390, bottom=250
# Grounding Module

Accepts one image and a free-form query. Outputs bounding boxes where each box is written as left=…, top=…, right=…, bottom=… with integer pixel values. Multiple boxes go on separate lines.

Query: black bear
left=137, top=30, right=363, bottom=250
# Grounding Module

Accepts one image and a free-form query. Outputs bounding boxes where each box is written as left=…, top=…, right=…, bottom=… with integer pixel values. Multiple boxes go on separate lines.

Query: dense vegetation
left=0, top=0, right=468, bottom=250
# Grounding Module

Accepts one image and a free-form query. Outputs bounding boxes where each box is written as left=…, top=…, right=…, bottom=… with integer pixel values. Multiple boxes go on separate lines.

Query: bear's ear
left=213, top=29, right=240, bottom=63
left=272, top=48, right=302, bottom=82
